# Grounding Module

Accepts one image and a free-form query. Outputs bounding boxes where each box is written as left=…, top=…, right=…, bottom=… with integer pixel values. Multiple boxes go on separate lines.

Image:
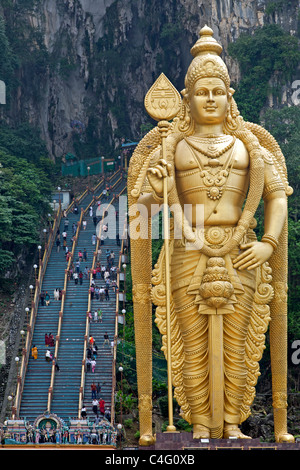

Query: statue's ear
left=229, top=87, right=235, bottom=96
left=181, top=88, right=188, bottom=99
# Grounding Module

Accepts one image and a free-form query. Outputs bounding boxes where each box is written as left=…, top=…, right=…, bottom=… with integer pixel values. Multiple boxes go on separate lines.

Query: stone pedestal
left=142, top=432, right=300, bottom=451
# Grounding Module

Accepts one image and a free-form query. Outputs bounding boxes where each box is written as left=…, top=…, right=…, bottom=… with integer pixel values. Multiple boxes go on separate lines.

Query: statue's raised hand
left=147, top=159, right=175, bottom=198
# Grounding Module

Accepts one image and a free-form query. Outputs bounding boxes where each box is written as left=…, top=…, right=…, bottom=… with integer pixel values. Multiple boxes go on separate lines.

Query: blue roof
left=121, top=142, right=138, bottom=148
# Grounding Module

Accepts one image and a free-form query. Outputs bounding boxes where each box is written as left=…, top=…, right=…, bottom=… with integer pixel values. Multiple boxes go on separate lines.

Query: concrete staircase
left=19, top=172, right=126, bottom=425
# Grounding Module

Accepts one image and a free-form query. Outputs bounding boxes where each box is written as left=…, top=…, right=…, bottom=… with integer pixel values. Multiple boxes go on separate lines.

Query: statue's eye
left=215, top=89, right=225, bottom=95
left=196, top=89, right=206, bottom=96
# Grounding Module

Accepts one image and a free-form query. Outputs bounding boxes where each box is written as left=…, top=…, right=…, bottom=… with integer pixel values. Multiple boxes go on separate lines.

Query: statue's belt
left=173, top=225, right=237, bottom=249
left=170, top=225, right=256, bottom=315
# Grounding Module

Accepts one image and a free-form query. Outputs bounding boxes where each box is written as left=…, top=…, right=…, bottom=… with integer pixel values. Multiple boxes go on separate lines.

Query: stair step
left=20, top=178, right=126, bottom=424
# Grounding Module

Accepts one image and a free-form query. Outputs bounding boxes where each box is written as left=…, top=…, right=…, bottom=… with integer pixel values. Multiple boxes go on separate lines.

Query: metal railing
left=12, top=205, right=62, bottom=419
left=110, top=188, right=127, bottom=426
left=12, top=179, right=92, bottom=419
left=12, top=169, right=124, bottom=420
left=77, top=207, right=104, bottom=418
left=47, top=207, right=84, bottom=412
left=47, top=171, right=123, bottom=414
left=92, top=168, right=120, bottom=195
left=77, top=183, right=127, bottom=421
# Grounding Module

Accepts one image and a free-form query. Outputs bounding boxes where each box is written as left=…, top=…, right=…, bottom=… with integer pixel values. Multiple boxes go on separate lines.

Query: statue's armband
left=262, top=150, right=285, bottom=201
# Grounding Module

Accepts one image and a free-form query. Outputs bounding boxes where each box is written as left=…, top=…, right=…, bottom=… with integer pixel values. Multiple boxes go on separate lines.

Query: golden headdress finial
left=184, top=25, right=230, bottom=92
left=190, top=25, right=223, bottom=57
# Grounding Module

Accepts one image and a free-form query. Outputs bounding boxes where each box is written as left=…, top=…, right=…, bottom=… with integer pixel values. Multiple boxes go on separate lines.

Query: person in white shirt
left=45, top=350, right=52, bottom=362
left=53, top=288, right=59, bottom=301
left=92, top=399, right=98, bottom=417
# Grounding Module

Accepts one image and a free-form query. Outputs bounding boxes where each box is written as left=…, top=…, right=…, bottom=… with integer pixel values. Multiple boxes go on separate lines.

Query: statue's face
left=189, top=77, right=228, bottom=126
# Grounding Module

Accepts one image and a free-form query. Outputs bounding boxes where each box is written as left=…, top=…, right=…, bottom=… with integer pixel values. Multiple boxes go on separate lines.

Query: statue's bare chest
left=175, top=135, right=249, bottom=170
left=175, top=136, right=249, bottom=201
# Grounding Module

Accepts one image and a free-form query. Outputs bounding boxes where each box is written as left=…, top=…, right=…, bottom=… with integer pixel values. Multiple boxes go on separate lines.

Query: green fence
left=61, top=157, right=116, bottom=177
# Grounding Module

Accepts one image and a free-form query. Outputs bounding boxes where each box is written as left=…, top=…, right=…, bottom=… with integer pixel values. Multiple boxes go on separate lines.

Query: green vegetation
left=229, top=24, right=300, bottom=351
left=265, top=0, right=291, bottom=16
left=0, top=15, right=18, bottom=104
left=156, top=21, right=183, bottom=74
left=263, top=106, right=300, bottom=340
left=0, top=7, right=58, bottom=276
left=229, top=25, right=300, bottom=122
left=0, top=123, right=55, bottom=274
left=0, top=3, right=49, bottom=107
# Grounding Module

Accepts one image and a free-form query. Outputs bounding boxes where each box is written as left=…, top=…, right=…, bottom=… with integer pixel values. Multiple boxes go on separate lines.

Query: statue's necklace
left=186, top=136, right=236, bottom=200
left=186, top=134, right=235, bottom=159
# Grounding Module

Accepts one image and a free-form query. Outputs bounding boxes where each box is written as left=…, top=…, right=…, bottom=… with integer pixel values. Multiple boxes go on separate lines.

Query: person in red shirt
left=91, top=382, right=97, bottom=399
left=99, top=398, right=105, bottom=415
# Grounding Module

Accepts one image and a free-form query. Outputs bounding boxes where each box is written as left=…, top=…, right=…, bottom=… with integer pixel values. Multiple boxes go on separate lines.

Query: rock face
left=1, top=0, right=299, bottom=159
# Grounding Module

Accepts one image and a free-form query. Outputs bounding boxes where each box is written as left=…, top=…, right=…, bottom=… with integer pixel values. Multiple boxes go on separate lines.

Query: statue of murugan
left=128, top=26, right=294, bottom=445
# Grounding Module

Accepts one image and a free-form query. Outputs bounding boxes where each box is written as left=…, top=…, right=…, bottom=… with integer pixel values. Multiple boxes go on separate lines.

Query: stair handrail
left=89, top=174, right=124, bottom=210
left=77, top=181, right=126, bottom=419
left=47, top=176, right=124, bottom=415
left=110, top=197, right=127, bottom=426
left=15, top=172, right=121, bottom=418
left=47, top=206, right=84, bottom=412
left=13, top=204, right=62, bottom=419
left=92, top=168, right=120, bottom=194
left=81, top=174, right=123, bottom=245
left=67, top=189, right=88, bottom=215
left=76, top=171, right=123, bottom=225
left=111, top=238, right=124, bottom=426
left=89, top=168, right=121, bottom=202
left=78, top=221, right=103, bottom=418
left=77, top=191, right=119, bottom=418
left=60, top=168, right=121, bottom=217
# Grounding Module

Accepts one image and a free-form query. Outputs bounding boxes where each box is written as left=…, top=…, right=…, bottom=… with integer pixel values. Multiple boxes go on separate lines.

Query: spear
left=144, top=73, right=181, bottom=432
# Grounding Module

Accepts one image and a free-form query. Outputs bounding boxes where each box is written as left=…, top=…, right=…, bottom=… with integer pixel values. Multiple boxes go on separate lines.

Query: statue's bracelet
left=152, top=192, right=164, bottom=203
left=261, top=234, right=279, bottom=249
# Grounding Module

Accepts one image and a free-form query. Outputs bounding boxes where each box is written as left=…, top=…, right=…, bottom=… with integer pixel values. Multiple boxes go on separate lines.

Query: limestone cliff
left=1, top=0, right=299, bottom=160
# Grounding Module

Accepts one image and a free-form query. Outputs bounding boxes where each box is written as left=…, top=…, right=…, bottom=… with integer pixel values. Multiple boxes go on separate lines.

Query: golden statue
left=128, top=26, right=294, bottom=445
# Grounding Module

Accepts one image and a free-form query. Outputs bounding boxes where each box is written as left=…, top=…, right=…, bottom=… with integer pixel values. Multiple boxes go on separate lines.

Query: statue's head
left=179, top=25, right=239, bottom=134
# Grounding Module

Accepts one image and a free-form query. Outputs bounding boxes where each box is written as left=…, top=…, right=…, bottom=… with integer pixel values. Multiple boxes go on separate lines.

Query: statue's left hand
left=233, top=242, right=274, bottom=271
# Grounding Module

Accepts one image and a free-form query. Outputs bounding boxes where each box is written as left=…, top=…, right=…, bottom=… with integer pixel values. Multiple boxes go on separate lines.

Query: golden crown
left=184, top=25, right=230, bottom=92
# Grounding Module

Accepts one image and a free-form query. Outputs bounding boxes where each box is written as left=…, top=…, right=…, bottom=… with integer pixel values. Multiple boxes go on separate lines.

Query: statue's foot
left=223, top=424, right=251, bottom=439
left=276, top=433, right=295, bottom=444
left=193, top=424, right=210, bottom=439
left=139, top=434, right=156, bottom=446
